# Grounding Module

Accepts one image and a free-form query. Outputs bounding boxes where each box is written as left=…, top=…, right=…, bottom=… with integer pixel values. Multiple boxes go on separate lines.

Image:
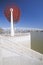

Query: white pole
left=10, top=8, right=14, bottom=36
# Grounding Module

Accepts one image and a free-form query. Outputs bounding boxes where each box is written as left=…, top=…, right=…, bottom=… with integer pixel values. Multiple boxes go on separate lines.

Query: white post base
left=11, top=28, right=14, bottom=36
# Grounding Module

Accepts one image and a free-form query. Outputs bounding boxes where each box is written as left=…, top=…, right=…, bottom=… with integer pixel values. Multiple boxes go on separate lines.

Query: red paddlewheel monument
left=4, top=5, right=21, bottom=36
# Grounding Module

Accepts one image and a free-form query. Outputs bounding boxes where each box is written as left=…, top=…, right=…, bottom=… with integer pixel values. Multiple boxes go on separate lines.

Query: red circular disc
left=4, top=5, right=21, bottom=23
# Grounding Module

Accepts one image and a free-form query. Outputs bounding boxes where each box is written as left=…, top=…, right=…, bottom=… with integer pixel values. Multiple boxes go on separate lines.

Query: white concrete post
left=10, top=8, right=14, bottom=36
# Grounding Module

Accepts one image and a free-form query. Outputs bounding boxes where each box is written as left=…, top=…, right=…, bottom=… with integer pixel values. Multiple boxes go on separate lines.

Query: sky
left=0, top=0, right=43, bottom=29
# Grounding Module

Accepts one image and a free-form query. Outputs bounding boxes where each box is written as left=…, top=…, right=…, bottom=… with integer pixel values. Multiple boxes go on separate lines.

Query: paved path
left=0, top=35, right=43, bottom=65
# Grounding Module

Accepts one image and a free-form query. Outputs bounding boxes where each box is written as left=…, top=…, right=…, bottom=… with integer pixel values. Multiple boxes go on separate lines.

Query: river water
left=31, top=31, right=43, bottom=54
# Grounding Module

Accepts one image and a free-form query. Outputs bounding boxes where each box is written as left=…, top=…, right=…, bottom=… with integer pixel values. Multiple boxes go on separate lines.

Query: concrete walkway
left=0, top=35, right=43, bottom=65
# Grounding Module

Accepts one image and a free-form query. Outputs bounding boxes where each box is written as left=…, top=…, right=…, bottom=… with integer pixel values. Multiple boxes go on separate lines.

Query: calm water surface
left=31, top=31, right=43, bottom=54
